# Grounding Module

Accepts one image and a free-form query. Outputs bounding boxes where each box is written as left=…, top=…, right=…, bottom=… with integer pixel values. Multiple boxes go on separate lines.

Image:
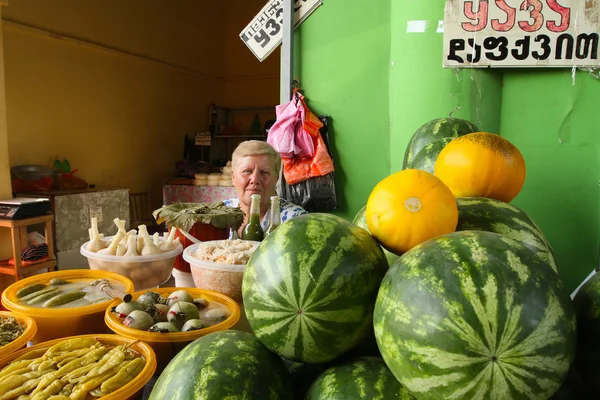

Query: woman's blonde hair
left=232, top=140, right=281, bottom=175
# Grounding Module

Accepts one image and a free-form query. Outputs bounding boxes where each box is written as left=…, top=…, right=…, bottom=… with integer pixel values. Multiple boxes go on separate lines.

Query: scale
left=0, top=197, right=51, bottom=220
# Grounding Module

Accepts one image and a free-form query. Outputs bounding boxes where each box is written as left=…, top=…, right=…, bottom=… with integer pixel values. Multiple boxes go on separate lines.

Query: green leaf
left=152, top=202, right=245, bottom=232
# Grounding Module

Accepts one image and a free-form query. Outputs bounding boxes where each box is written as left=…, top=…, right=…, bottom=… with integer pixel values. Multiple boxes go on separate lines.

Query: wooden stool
left=0, top=214, right=56, bottom=281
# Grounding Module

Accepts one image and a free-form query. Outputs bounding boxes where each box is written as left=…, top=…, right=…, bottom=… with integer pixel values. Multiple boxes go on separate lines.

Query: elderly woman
left=224, top=140, right=307, bottom=237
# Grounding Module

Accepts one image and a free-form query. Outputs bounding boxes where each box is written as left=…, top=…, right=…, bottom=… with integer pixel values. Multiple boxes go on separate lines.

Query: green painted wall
left=388, top=1, right=502, bottom=172
left=293, top=0, right=392, bottom=218
left=296, top=2, right=597, bottom=292
left=502, top=70, right=600, bottom=292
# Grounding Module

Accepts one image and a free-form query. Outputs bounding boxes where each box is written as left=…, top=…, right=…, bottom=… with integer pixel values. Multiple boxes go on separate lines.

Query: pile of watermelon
left=148, top=114, right=596, bottom=400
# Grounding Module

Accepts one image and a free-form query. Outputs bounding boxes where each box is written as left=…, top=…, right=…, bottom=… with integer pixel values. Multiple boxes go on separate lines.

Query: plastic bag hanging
left=267, top=92, right=316, bottom=159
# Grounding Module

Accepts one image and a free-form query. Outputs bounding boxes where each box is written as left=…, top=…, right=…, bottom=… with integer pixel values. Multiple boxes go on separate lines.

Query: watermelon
left=352, top=206, right=400, bottom=266
left=148, top=330, right=293, bottom=400
left=572, top=272, right=600, bottom=392
left=408, top=137, right=454, bottom=173
left=457, top=197, right=558, bottom=272
left=403, top=116, right=479, bottom=170
left=306, top=357, right=415, bottom=399
left=242, top=213, right=388, bottom=364
left=374, top=230, right=576, bottom=400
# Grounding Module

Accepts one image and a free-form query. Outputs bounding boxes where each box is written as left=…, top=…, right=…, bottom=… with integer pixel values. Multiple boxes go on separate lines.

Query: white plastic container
left=171, top=268, right=195, bottom=288
left=183, top=241, right=257, bottom=302
left=80, top=236, right=183, bottom=291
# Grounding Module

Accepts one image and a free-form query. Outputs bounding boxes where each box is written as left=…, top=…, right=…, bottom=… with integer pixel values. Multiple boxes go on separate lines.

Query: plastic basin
left=0, top=311, right=37, bottom=358
left=0, top=333, right=156, bottom=400
left=183, top=241, right=255, bottom=302
left=104, top=287, right=240, bottom=372
left=172, top=223, right=229, bottom=273
left=1, top=270, right=134, bottom=343
left=80, top=236, right=183, bottom=291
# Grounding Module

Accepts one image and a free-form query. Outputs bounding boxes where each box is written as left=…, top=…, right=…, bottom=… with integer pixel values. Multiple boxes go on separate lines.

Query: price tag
left=240, top=0, right=323, bottom=61
left=443, top=0, right=600, bottom=68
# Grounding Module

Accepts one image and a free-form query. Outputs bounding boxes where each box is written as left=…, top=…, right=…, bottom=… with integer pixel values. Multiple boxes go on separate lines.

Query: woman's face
left=232, top=155, right=277, bottom=209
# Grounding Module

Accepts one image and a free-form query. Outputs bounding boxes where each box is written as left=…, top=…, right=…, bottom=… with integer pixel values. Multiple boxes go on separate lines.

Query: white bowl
left=182, top=240, right=258, bottom=302
left=80, top=236, right=183, bottom=291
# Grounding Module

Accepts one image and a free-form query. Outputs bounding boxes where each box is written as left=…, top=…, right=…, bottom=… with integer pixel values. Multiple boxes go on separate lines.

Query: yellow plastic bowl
left=1, top=270, right=134, bottom=343
left=0, top=311, right=37, bottom=358
left=105, top=287, right=240, bottom=372
left=0, top=334, right=156, bottom=399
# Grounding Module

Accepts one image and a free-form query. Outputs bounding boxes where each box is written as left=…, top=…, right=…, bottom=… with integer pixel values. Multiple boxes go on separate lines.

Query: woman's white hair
left=231, top=140, right=281, bottom=175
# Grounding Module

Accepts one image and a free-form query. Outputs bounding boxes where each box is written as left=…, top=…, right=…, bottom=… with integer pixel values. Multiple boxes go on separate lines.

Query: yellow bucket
left=105, top=287, right=240, bottom=372
left=0, top=333, right=157, bottom=399
left=1, top=270, right=134, bottom=343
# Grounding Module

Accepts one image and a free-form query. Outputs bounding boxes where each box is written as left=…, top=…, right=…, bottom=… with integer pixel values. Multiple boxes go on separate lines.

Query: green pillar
left=389, top=1, right=503, bottom=172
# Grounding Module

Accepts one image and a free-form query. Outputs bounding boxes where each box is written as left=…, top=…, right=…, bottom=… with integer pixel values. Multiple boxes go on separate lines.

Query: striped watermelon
left=403, top=117, right=479, bottom=170
left=572, top=272, right=600, bottom=392
left=374, top=230, right=576, bottom=400
left=306, top=357, right=415, bottom=399
left=148, top=330, right=293, bottom=400
left=457, top=197, right=558, bottom=272
left=242, top=213, right=388, bottom=364
left=408, top=137, right=454, bottom=173
left=352, top=206, right=400, bottom=266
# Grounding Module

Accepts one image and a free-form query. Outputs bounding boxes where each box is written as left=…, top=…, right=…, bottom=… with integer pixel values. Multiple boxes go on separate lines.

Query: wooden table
left=0, top=214, right=56, bottom=281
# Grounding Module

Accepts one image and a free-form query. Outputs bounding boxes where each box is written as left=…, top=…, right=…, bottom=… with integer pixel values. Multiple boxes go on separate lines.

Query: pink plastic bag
left=267, top=94, right=315, bottom=159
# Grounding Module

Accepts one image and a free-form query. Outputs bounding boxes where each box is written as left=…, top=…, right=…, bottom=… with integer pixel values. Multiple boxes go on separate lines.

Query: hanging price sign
left=443, top=0, right=600, bottom=68
left=240, top=0, right=323, bottom=62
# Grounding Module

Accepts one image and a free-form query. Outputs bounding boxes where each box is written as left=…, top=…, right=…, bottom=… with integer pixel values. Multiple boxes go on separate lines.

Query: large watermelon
left=408, top=137, right=454, bottom=173
left=352, top=206, right=399, bottom=266
left=242, top=213, right=388, bottom=364
left=572, top=272, right=600, bottom=392
left=149, top=330, right=293, bottom=400
left=457, top=197, right=558, bottom=272
left=306, top=357, right=415, bottom=399
left=403, top=116, right=479, bottom=170
left=374, top=230, right=576, bottom=400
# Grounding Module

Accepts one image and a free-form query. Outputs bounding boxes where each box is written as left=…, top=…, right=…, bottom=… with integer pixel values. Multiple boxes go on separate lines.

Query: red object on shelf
left=173, top=223, right=229, bottom=273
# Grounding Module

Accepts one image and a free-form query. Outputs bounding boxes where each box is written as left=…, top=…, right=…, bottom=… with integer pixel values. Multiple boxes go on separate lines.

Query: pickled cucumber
left=19, top=287, right=58, bottom=302
left=27, top=289, right=61, bottom=305
left=42, top=291, right=86, bottom=308
left=16, top=284, right=46, bottom=299
left=49, top=279, right=69, bottom=286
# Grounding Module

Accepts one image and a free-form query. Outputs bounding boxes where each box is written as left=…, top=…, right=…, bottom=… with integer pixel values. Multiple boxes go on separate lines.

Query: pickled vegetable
left=181, top=319, right=205, bottom=332
left=16, top=284, right=46, bottom=299
left=0, top=338, right=146, bottom=398
left=123, top=311, right=154, bottom=331
left=42, top=291, right=86, bottom=308
left=113, top=301, right=144, bottom=317
left=0, top=316, right=25, bottom=347
left=166, top=290, right=194, bottom=307
left=149, top=322, right=179, bottom=333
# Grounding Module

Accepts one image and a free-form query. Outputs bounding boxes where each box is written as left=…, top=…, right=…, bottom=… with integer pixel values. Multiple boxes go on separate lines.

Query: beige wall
left=1, top=0, right=278, bottom=205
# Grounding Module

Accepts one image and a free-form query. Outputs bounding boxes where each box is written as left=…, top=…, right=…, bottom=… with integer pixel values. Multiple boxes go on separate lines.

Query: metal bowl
left=11, top=165, right=58, bottom=181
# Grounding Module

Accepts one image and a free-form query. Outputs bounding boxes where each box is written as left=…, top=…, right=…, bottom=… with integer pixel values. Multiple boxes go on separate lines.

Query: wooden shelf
left=0, top=214, right=53, bottom=228
left=0, top=259, right=56, bottom=277
left=0, top=214, right=56, bottom=281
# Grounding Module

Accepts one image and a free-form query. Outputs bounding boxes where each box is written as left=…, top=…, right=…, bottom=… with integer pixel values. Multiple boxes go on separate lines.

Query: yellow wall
left=219, top=0, right=280, bottom=108
left=1, top=0, right=279, bottom=208
left=0, top=5, right=16, bottom=290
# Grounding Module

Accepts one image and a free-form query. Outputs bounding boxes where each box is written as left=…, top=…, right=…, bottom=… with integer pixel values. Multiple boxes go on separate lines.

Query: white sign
left=240, top=0, right=323, bottom=62
left=443, top=0, right=600, bottom=68
left=194, top=132, right=211, bottom=146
